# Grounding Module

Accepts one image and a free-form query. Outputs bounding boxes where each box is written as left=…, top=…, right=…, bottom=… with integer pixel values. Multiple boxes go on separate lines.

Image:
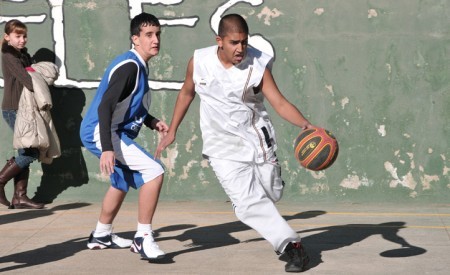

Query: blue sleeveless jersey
left=80, top=49, right=151, bottom=148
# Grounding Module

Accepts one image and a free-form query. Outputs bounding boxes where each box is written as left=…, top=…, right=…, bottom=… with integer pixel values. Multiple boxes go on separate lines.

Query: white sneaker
left=130, top=233, right=165, bottom=259
left=87, top=232, right=132, bottom=249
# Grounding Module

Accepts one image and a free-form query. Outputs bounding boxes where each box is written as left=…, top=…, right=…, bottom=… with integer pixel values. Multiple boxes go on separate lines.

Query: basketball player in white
left=156, top=14, right=315, bottom=272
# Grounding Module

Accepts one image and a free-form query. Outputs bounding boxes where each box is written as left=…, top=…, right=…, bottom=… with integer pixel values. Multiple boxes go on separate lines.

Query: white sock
left=93, top=221, right=112, bottom=237
left=135, top=222, right=152, bottom=237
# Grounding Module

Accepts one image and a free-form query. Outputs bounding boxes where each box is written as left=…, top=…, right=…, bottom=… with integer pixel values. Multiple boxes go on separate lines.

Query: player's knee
left=233, top=199, right=261, bottom=222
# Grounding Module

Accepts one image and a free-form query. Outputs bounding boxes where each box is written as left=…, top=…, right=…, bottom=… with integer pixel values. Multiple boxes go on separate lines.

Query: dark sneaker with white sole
left=87, top=232, right=132, bottom=249
left=284, top=242, right=310, bottom=272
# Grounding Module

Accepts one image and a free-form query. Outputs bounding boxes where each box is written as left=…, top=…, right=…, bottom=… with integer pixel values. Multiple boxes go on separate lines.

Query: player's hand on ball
left=302, top=123, right=316, bottom=130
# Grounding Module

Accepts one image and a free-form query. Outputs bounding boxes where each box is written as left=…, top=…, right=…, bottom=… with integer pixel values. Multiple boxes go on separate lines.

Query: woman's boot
left=11, top=167, right=45, bottom=209
left=0, top=157, right=21, bottom=207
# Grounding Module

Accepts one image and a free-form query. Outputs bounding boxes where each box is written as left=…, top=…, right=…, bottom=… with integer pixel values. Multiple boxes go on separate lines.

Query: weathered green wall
left=1, top=0, right=449, bottom=203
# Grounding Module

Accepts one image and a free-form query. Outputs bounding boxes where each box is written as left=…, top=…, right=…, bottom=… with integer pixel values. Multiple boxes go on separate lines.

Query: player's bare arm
left=261, top=68, right=313, bottom=130
left=155, top=57, right=196, bottom=158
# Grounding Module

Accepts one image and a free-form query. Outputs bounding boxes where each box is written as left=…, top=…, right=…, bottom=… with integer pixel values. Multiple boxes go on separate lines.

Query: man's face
left=216, top=32, right=248, bottom=67
left=132, top=24, right=161, bottom=62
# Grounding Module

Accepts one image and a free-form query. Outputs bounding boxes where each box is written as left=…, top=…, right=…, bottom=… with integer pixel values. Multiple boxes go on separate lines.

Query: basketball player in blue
left=156, top=14, right=314, bottom=272
left=80, top=13, right=167, bottom=260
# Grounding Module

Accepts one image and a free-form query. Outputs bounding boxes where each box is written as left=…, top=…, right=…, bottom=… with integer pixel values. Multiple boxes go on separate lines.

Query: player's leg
left=256, top=161, right=310, bottom=272
left=257, top=159, right=284, bottom=203
left=114, top=136, right=165, bottom=259
left=208, top=157, right=300, bottom=252
left=210, top=157, right=308, bottom=271
left=99, top=186, right=127, bottom=224
left=131, top=174, right=165, bottom=259
left=138, top=174, right=163, bottom=225
left=83, top=139, right=132, bottom=250
left=87, top=186, right=132, bottom=249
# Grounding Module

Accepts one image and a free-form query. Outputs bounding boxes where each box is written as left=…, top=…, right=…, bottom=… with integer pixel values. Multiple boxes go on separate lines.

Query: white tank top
left=193, top=45, right=277, bottom=163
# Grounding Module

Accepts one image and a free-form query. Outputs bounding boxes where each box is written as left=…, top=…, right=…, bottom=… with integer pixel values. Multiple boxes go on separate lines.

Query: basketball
left=294, top=127, right=339, bottom=171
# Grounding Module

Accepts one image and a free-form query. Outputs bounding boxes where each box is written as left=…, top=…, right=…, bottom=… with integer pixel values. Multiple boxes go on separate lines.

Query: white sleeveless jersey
left=193, top=45, right=277, bottom=163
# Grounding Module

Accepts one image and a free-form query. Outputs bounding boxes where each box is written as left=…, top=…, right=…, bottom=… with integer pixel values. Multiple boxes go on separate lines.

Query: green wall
left=1, top=0, right=449, bottom=203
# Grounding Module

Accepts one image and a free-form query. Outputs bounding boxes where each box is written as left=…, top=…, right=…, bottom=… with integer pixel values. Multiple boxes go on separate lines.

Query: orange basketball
left=294, top=127, right=339, bottom=171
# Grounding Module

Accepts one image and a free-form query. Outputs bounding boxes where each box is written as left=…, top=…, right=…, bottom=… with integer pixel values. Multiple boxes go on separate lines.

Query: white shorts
left=85, top=133, right=164, bottom=192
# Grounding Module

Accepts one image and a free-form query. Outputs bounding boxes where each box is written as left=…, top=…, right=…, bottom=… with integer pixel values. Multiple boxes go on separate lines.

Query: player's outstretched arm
left=261, top=68, right=314, bottom=130
left=155, top=58, right=196, bottom=159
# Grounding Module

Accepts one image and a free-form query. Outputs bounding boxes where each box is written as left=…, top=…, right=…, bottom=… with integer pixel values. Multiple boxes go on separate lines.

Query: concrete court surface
left=0, top=200, right=449, bottom=275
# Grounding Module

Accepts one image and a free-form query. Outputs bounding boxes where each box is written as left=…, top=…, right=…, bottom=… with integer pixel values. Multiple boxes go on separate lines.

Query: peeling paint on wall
left=325, top=84, right=334, bottom=96
left=85, top=53, right=95, bottom=71
left=185, top=134, right=198, bottom=153
left=257, top=6, right=282, bottom=26
left=314, top=8, right=325, bottom=16
left=340, top=174, right=370, bottom=189
left=385, top=63, right=392, bottom=80
left=368, top=9, right=378, bottom=18
left=200, top=159, right=209, bottom=168
left=310, top=183, right=330, bottom=194
left=161, top=144, right=179, bottom=178
left=179, top=160, right=198, bottom=180
left=384, top=161, right=417, bottom=190
left=308, top=170, right=326, bottom=180
left=419, top=165, right=439, bottom=190
left=442, top=157, right=449, bottom=174
left=74, top=1, right=97, bottom=10
left=340, top=97, right=349, bottom=109
left=377, top=124, right=386, bottom=137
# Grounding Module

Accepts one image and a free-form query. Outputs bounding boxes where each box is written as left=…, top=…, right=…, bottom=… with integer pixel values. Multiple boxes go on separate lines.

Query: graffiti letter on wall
left=1, top=0, right=273, bottom=90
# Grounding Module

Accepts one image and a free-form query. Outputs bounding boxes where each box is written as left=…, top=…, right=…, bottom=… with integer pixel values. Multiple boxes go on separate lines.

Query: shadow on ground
left=0, top=206, right=427, bottom=272
left=295, top=221, right=427, bottom=270
left=0, top=203, right=91, bottom=273
left=0, top=202, right=91, bottom=226
left=0, top=237, right=87, bottom=273
left=142, top=210, right=327, bottom=264
left=150, top=209, right=427, bottom=270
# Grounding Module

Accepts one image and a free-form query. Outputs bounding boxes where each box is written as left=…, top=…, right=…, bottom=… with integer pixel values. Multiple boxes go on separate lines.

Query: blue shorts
left=83, top=133, right=164, bottom=192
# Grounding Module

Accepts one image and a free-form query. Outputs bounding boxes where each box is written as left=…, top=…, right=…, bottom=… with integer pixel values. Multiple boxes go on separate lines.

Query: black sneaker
left=87, top=232, right=132, bottom=249
left=284, top=242, right=310, bottom=272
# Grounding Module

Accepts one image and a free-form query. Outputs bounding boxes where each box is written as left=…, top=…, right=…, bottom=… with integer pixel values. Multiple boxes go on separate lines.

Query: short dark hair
left=130, top=12, right=160, bottom=36
left=218, top=14, right=249, bottom=38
